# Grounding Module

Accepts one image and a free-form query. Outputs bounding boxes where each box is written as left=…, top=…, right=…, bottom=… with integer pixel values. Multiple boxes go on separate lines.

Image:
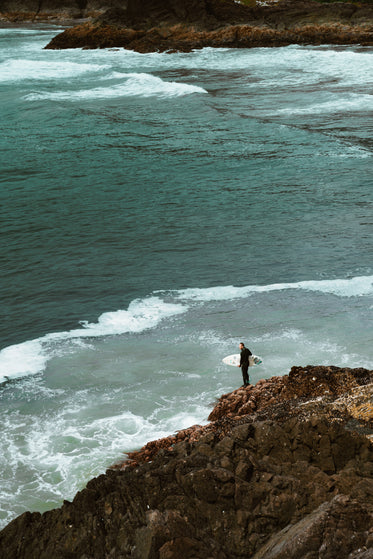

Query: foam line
left=273, top=94, right=373, bottom=115
left=1, top=276, right=371, bottom=383
left=0, top=340, right=48, bottom=384
left=173, top=275, right=373, bottom=301
left=0, top=59, right=109, bottom=82
left=24, top=73, right=208, bottom=100
left=0, top=297, right=187, bottom=383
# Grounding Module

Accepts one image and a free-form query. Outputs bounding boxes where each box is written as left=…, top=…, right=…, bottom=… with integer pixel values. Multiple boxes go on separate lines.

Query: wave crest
left=0, top=297, right=186, bottom=383
left=1, top=275, right=371, bottom=384
left=24, top=72, right=208, bottom=101
left=173, top=275, right=373, bottom=301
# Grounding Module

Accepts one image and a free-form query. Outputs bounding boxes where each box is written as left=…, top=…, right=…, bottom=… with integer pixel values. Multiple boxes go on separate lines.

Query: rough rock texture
left=2, top=0, right=373, bottom=48
left=44, top=21, right=373, bottom=51
left=0, top=0, right=123, bottom=22
left=1, top=0, right=251, bottom=24
left=40, top=0, right=373, bottom=51
left=0, top=365, right=372, bottom=558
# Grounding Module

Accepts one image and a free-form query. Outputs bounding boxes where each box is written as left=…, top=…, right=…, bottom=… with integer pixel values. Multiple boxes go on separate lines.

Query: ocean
left=0, top=25, right=372, bottom=528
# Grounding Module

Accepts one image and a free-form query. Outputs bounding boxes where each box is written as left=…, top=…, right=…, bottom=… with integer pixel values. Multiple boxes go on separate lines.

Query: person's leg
left=241, top=364, right=249, bottom=386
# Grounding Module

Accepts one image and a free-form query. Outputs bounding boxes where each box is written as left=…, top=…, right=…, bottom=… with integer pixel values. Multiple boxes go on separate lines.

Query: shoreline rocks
left=1, top=0, right=373, bottom=50
left=44, top=21, right=373, bottom=51
left=0, top=365, right=372, bottom=558
left=43, top=0, right=373, bottom=52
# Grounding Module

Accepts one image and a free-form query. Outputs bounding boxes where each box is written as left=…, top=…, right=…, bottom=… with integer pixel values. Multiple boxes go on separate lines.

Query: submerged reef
left=0, top=365, right=372, bottom=558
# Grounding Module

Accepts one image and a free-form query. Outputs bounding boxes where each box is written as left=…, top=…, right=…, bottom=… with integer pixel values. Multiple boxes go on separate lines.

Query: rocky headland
left=1, top=0, right=373, bottom=51
left=0, top=364, right=372, bottom=558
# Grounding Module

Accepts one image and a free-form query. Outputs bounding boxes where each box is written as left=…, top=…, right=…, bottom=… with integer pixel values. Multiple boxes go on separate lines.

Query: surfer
left=238, top=342, right=252, bottom=387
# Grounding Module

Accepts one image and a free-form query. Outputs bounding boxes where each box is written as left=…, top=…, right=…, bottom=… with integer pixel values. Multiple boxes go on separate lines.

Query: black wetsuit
left=240, top=347, right=252, bottom=386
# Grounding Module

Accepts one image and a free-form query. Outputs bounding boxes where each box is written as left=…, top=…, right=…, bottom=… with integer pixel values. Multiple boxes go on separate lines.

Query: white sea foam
left=0, top=297, right=186, bottom=383
left=73, top=297, right=186, bottom=336
left=0, top=28, right=62, bottom=35
left=145, top=45, right=372, bottom=78
left=173, top=275, right=373, bottom=302
left=0, top=394, right=209, bottom=529
left=0, top=340, right=48, bottom=384
left=0, top=59, right=109, bottom=82
left=24, top=72, right=208, bottom=101
left=274, top=94, right=373, bottom=115
left=1, top=276, right=371, bottom=383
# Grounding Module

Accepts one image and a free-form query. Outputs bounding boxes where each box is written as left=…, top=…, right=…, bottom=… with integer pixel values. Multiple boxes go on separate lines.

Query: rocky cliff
left=0, top=365, right=372, bottom=558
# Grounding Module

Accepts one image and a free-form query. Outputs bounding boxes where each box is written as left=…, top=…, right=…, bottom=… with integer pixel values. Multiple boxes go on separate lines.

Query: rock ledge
left=0, top=365, right=372, bottom=558
left=41, top=0, right=373, bottom=51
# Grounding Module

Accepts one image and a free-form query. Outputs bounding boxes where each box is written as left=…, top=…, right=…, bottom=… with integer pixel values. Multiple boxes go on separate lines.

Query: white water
left=24, top=72, right=208, bottom=100
left=0, top=279, right=372, bottom=528
left=0, top=30, right=372, bottom=530
left=1, top=275, right=372, bottom=384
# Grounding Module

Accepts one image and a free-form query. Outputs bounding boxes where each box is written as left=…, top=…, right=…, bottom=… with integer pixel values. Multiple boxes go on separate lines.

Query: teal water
left=0, top=26, right=372, bottom=527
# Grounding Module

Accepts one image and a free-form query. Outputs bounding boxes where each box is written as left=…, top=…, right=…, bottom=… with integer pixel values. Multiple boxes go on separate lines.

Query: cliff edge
left=0, top=365, right=372, bottom=558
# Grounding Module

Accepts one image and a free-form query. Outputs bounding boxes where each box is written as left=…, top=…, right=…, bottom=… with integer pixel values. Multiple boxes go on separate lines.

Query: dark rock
left=252, top=495, right=371, bottom=559
left=0, top=366, right=372, bottom=558
left=39, top=0, right=373, bottom=50
left=3, top=0, right=373, bottom=52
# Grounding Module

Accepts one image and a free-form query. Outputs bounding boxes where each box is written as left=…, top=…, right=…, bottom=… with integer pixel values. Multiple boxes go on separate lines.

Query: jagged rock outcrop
left=42, top=0, right=373, bottom=51
left=0, top=365, right=372, bottom=558
left=2, top=0, right=373, bottom=49
left=44, top=20, right=373, bottom=51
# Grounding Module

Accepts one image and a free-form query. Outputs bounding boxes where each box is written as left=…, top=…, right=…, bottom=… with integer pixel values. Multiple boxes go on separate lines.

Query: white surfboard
left=222, top=353, right=262, bottom=367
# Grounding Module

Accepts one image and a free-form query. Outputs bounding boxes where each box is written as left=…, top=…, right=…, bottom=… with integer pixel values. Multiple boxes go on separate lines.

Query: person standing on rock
left=238, top=342, right=252, bottom=387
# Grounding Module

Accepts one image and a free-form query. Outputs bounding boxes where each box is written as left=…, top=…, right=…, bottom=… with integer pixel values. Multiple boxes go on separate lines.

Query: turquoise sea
left=0, top=25, right=372, bottom=528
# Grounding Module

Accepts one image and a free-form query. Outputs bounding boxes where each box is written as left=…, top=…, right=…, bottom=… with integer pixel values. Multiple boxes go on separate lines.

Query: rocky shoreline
left=1, top=0, right=373, bottom=51
left=0, top=365, right=372, bottom=558
left=44, top=21, right=373, bottom=52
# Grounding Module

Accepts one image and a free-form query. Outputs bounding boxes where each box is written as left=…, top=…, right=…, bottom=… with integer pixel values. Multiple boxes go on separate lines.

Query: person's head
left=239, top=342, right=245, bottom=350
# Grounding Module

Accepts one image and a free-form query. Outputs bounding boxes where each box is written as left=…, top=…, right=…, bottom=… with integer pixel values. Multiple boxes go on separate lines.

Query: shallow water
left=0, top=27, right=372, bottom=527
